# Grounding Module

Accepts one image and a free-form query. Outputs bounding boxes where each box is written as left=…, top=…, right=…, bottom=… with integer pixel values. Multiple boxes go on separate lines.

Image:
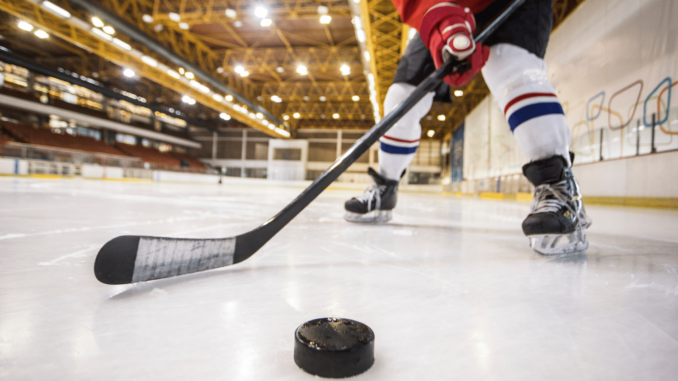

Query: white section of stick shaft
left=132, top=237, right=235, bottom=282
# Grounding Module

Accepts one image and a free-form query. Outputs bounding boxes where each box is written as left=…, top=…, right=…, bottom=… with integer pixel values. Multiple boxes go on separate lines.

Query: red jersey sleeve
left=391, top=0, right=495, bottom=30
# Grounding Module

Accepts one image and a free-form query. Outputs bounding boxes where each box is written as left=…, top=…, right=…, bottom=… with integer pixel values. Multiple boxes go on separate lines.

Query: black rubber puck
left=294, top=317, right=375, bottom=378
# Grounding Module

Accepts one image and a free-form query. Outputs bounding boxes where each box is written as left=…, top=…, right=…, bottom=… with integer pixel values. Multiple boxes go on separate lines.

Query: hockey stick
left=94, top=0, right=525, bottom=285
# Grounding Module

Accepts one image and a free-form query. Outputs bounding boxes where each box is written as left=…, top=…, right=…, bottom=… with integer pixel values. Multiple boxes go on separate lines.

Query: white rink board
left=463, top=0, right=678, bottom=181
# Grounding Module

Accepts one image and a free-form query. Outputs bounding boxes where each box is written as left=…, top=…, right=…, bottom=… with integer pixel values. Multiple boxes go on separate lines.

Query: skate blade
left=344, top=210, right=392, bottom=224
left=528, top=226, right=589, bottom=256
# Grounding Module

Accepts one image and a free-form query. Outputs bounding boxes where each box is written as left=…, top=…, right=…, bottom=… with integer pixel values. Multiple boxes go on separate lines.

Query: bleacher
left=169, top=151, right=207, bottom=170
left=0, top=130, right=14, bottom=146
left=0, top=120, right=207, bottom=172
left=114, top=142, right=181, bottom=168
left=1, top=121, right=126, bottom=157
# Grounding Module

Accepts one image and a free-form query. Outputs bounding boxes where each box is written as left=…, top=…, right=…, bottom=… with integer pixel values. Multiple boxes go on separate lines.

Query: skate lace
left=531, top=180, right=578, bottom=220
left=356, top=184, right=383, bottom=211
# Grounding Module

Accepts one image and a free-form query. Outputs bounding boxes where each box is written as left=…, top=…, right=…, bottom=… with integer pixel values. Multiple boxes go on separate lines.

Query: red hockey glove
left=419, top=3, right=490, bottom=87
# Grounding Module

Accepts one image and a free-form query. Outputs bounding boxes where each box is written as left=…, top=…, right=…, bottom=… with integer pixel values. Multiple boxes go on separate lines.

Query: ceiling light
left=216, top=67, right=224, bottom=74
left=437, top=114, right=446, bottom=121
left=319, top=15, right=332, bottom=24
left=340, top=64, right=350, bottom=75
left=141, top=56, right=158, bottom=67
left=225, top=9, right=236, bottom=18
left=271, top=95, right=282, bottom=103
left=225, top=95, right=233, bottom=101
left=18, top=21, right=34, bottom=32
left=182, top=95, right=195, bottom=105
left=454, top=90, right=464, bottom=97
left=276, top=128, right=291, bottom=137
left=333, top=113, right=339, bottom=119
left=317, top=5, right=329, bottom=14
left=275, top=66, right=284, bottom=73
left=293, top=112, right=300, bottom=119
left=169, top=12, right=180, bottom=22
left=240, top=71, right=249, bottom=77
left=260, top=18, right=272, bottom=27
left=179, top=22, right=189, bottom=30
left=256, top=112, right=264, bottom=119
left=212, top=94, right=224, bottom=102
left=262, top=120, right=269, bottom=126
left=41, top=1, right=71, bottom=19
left=296, top=65, right=308, bottom=75
left=167, top=70, right=180, bottom=78
left=352, top=95, right=359, bottom=101
left=357, top=30, right=366, bottom=43
left=234, top=65, right=244, bottom=73
left=123, top=68, right=135, bottom=78
left=91, top=28, right=112, bottom=41
left=233, top=21, right=242, bottom=28
left=283, top=115, right=289, bottom=120
left=254, top=6, right=268, bottom=18
left=427, top=130, right=435, bottom=137
left=142, top=14, right=154, bottom=23
left=103, top=25, right=115, bottom=35
left=91, top=17, right=104, bottom=28
left=154, top=24, right=164, bottom=32
left=220, top=113, right=231, bottom=120
left=319, top=96, right=327, bottom=102
left=364, top=51, right=370, bottom=62
left=178, top=68, right=185, bottom=75
left=190, top=80, right=210, bottom=94
left=185, top=71, right=194, bottom=79
left=112, top=38, right=131, bottom=50
left=249, top=112, right=256, bottom=118
left=34, top=30, right=49, bottom=39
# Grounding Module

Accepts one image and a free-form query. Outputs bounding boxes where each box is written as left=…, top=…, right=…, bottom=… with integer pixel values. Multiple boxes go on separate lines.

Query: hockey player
left=344, top=0, right=592, bottom=256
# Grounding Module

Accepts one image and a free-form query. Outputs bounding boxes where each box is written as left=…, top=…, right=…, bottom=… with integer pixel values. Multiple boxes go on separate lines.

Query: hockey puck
left=294, top=317, right=375, bottom=378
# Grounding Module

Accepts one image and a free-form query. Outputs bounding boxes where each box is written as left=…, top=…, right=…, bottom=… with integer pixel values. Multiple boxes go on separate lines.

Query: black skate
left=522, top=155, right=592, bottom=256
left=344, top=168, right=399, bottom=223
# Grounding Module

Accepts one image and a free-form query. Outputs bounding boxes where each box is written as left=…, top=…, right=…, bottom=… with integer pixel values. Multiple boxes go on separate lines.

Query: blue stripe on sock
left=380, top=141, right=418, bottom=154
left=508, top=102, right=564, bottom=132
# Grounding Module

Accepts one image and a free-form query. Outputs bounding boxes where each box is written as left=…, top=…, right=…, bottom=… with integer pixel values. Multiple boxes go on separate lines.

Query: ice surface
left=0, top=177, right=677, bottom=380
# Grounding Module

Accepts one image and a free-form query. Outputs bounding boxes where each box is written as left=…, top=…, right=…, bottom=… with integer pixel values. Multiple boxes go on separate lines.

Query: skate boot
left=522, top=155, right=592, bottom=256
left=344, top=168, right=399, bottom=223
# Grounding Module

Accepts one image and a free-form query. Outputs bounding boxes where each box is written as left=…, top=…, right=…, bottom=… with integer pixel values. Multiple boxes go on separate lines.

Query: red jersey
left=391, top=0, right=495, bottom=30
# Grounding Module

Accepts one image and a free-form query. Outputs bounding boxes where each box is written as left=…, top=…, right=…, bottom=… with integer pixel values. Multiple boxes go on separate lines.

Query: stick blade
left=94, top=235, right=238, bottom=285
left=94, top=235, right=140, bottom=285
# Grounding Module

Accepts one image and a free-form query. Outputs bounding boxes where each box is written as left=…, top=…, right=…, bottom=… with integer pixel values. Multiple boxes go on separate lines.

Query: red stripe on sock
left=504, top=92, right=557, bottom=115
left=382, top=135, right=420, bottom=144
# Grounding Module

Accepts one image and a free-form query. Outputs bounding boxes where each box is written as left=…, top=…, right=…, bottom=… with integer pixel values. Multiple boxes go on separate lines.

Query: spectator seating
left=1, top=120, right=206, bottom=172
left=1, top=121, right=126, bottom=156
left=114, top=143, right=181, bottom=167
left=0, top=131, right=14, bottom=146
left=169, top=151, right=207, bottom=170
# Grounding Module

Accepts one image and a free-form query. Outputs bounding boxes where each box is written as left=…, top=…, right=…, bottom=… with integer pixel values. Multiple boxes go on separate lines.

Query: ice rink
left=1, top=176, right=677, bottom=380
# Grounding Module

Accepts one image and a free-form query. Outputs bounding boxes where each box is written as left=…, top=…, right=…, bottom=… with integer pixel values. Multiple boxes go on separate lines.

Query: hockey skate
left=522, top=155, right=592, bottom=256
left=344, top=168, right=399, bottom=223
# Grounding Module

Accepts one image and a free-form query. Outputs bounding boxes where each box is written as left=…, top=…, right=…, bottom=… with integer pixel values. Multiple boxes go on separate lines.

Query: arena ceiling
left=0, top=0, right=584, bottom=140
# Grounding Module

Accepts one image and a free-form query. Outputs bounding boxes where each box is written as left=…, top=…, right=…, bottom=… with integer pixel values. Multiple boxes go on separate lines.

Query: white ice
left=1, top=177, right=677, bottom=380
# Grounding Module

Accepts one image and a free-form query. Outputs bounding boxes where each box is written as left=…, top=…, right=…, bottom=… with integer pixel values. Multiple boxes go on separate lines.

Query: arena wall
left=457, top=0, right=678, bottom=202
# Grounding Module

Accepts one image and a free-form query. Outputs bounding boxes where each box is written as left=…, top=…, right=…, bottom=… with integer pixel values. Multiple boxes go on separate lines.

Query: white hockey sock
left=378, top=83, right=435, bottom=180
left=482, top=44, right=571, bottom=164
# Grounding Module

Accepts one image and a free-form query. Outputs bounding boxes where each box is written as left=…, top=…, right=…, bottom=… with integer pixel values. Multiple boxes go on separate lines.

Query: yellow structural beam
left=0, top=0, right=289, bottom=138
left=361, top=0, right=404, bottom=118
